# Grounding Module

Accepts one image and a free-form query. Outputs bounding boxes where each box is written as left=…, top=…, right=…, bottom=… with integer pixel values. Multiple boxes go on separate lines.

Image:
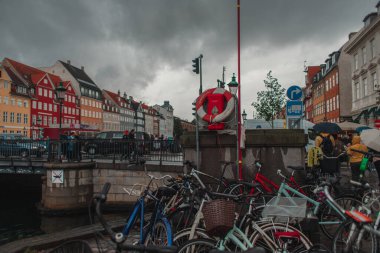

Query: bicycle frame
left=277, top=182, right=347, bottom=225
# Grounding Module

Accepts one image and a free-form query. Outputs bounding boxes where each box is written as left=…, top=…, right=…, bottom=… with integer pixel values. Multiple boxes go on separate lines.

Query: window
left=38, top=102, right=42, bottom=109
left=10, top=112, right=14, bottom=123
left=325, top=81, right=329, bottom=91
left=44, top=89, right=47, bottom=97
left=44, top=79, right=48, bottom=84
left=4, top=80, right=8, bottom=89
left=49, top=90, right=52, bottom=98
left=362, top=47, right=367, bottom=64
left=370, top=39, right=375, bottom=59
left=3, top=112, right=7, bottom=122
left=355, top=83, right=360, bottom=99
left=38, top=87, right=42, bottom=96
left=372, top=72, right=378, bottom=90
left=17, top=100, right=22, bottom=107
left=44, top=103, right=47, bottom=111
left=333, top=76, right=335, bottom=86
left=4, top=96, right=8, bottom=105
left=54, top=104, right=57, bottom=112
left=32, top=115, right=36, bottom=125
left=49, top=104, right=52, bottom=111
left=53, top=117, right=57, bottom=124
left=64, top=107, right=67, bottom=114
left=363, top=78, right=368, bottom=96
left=68, top=107, right=71, bottom=115
left=332, top=97, right=336, bottom=111
left=68, top=95, right=71, bottom=103
left=24, top=114, right=28, bottom=124
left=24, top=101, right=28, bottom=108
left=17, top=113, right=21, bottom=123
left=81, top=87, right=84, bottom=94
left=354, top=54, right=359, bottom=70
left=11, top=98, right=15, bottom=105
left=43, top=116, right=47, bottom=126
left=48, top=116, right=52, bottom=126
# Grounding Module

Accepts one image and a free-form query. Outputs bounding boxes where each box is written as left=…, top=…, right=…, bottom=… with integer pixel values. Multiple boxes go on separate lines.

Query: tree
left=173, top=117, right=184, bottom=139
left=252, top=71, right=286, bottom=128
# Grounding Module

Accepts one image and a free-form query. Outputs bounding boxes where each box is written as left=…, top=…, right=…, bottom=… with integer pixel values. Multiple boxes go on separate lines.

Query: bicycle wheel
left=168, top=206, right=197, bottom=233
left=173, top=228, right=210, bottom=247
left=177, top=238, right=218, bottom=253
left=319, top=196, right=362, bottom=239
left=332, top=220, right=377, bottom=253
left=249, top=222, right=313, bottom=253
left=144, top=218, right=173, bottom=246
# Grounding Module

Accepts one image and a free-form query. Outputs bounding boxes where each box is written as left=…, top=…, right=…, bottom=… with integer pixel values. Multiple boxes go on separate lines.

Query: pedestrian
left=128, top=129, right=136, bottom=160
left=67, top=132, right=75, bottom=162
left=315, top=131, right=336, bottom=174
left=74, top=131, right=81, bottom=161
left=121, top=130, right=129, bottom=160
left=347, top=135, right=368, bottom=181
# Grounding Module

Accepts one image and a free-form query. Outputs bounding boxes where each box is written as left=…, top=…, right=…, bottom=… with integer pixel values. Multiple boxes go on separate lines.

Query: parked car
left=85, top=131, right=125, bottom=155
left=0, top=134, right=46, bottom=158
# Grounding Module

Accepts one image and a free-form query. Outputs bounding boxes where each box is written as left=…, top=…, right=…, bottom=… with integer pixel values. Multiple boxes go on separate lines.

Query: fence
left=0, top=138, right=183, bottom=164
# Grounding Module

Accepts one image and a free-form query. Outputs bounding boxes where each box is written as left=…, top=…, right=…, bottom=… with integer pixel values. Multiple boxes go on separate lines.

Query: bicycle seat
left=287, top=166, right=304, bottom=171
left=157, top=186, right=177, bottom=197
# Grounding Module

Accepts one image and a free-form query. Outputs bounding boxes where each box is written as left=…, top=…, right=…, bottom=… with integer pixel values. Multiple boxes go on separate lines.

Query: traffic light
left=192, top=101, right=197, bottom=116
left=192, top=58, right=199, bottom=74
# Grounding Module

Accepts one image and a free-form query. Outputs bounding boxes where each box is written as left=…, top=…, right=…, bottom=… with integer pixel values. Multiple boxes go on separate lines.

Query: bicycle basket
left=262, top=196, right=307, bottom=222
left=202, top=199, right=235, bottom=237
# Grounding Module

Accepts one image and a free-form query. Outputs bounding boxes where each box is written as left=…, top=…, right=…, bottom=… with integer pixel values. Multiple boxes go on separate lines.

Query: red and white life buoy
left=196, top=88, right=235, bottom=123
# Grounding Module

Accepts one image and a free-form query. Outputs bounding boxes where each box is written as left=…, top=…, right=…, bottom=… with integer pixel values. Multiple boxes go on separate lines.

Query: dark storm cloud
left=0, top=0, right=378, bottom=97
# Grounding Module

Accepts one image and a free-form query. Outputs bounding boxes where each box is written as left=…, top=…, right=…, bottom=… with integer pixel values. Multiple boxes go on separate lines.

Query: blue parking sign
left=286, top=101, right=303, bottom=117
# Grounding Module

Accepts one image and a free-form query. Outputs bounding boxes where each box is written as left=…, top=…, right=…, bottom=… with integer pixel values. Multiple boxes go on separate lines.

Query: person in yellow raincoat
left=347, top=135, right=368, bottom=181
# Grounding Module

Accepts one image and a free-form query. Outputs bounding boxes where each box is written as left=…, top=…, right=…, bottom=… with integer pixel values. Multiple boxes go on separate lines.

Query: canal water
left=0, top=174, right=94, bottom=246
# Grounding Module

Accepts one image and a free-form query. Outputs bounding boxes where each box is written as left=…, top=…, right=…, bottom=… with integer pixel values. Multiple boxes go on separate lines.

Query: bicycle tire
left=332, top=220, right=377, bottom=253
left=177, top=238, right=218, bottom=253
left=319, top=195, right=362, bottom=239
left=144, top=218, right=173, bottom=247
left=173, top=227, right=210, bottom=247
left=249, top=222, right=313, bottom=253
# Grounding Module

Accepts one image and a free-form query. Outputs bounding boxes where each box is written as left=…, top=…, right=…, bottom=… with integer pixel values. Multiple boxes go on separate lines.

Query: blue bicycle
left=97, top=173, right=174, bottom=247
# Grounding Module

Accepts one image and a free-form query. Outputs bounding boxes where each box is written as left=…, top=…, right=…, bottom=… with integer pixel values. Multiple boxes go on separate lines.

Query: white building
left=153, top=101, right=174, bottom=138
left=344, top=4, right=380, bottom=126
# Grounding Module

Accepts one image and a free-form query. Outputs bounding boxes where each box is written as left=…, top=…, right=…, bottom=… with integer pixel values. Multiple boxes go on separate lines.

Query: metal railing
left=0, top=139, right=183, bottom=164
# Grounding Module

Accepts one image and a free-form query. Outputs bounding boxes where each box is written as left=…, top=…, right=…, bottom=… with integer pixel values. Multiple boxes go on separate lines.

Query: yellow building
left=0, top=64, right=31, bottom=136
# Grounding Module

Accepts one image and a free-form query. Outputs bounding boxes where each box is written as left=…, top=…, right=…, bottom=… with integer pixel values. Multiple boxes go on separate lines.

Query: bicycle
left=91, top=183, right=177, bottom=253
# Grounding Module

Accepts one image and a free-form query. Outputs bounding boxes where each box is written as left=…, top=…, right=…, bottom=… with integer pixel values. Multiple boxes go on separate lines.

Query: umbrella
left=312, top=122, right=342, bottom=134
left=355, top=126, right=372, bottom=133
left=337, top=121, right=368, bottom=131
left=360, top=129, right=380, bottom=152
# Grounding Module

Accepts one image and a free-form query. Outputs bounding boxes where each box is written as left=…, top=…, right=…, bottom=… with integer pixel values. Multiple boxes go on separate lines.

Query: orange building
left=0, top=63, right=30, bottom=136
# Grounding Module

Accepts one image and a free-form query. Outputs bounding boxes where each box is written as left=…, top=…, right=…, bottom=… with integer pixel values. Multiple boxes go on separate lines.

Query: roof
left=59, top=60, right=99, bottom=89
left=103, top=90, right=121, bottom=106
left=3, top=66, right=26, bottom=87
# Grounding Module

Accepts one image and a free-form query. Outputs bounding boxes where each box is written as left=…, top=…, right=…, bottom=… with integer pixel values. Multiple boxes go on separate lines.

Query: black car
left=85, top=131, right=125, bottom=156
left=0, top=134, right=46, bottom=158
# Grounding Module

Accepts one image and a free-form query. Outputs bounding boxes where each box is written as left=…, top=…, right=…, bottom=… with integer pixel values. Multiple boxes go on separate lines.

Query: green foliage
left=252, top=71, right=286, bottom=128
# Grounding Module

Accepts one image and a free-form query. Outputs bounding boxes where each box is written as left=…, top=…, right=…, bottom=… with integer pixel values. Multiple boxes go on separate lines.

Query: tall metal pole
left=237, top=0, right=243, bottom=180
left=196, top=54, right=203, bottom=169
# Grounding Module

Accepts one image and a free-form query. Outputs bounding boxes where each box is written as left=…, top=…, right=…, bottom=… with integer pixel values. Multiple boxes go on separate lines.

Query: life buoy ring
left=196, top=88, right=235, bottom=123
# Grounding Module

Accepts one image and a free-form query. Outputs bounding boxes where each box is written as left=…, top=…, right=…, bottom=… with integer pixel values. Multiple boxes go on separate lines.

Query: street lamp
left=227, top=74, right=242, bottom=180
left=242, top=109, right=247, bottom=121
left=227, top=73, right=238, bottom=96
left=55, top=82, right=67, bottom=137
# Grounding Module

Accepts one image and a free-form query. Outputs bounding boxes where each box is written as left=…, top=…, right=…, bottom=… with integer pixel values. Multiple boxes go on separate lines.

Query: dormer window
left=331, top=55, right=336, bottom=65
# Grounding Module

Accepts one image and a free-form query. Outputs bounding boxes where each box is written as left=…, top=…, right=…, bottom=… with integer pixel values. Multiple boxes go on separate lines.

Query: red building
left=303, top=66, right=321, bottom=123
left=5, top=58, right=80, bottom=139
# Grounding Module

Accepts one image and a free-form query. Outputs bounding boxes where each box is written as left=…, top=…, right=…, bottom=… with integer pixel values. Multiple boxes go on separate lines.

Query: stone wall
left=42, top=162, right=182, bottom=212
left=181, top=129, right=307, bottom=184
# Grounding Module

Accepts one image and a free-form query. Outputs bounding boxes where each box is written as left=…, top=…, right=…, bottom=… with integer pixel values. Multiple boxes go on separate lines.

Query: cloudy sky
left=0, top=0, right=378, bottom=120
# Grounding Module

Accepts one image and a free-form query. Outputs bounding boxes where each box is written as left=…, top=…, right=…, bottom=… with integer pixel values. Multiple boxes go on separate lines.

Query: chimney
left=81, top=66, right=84, bottom=71
left=118, top=90, right=120, bottom=96
left=123, top=92, right=127, bottom=99
left=349, top=32, right=357, bottom=40
left=67, top=60, right=71, bottom=65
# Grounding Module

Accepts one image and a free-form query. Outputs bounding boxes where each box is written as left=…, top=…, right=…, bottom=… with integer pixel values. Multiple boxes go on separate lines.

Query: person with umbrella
left=347, top=135, right=368, bottom=181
